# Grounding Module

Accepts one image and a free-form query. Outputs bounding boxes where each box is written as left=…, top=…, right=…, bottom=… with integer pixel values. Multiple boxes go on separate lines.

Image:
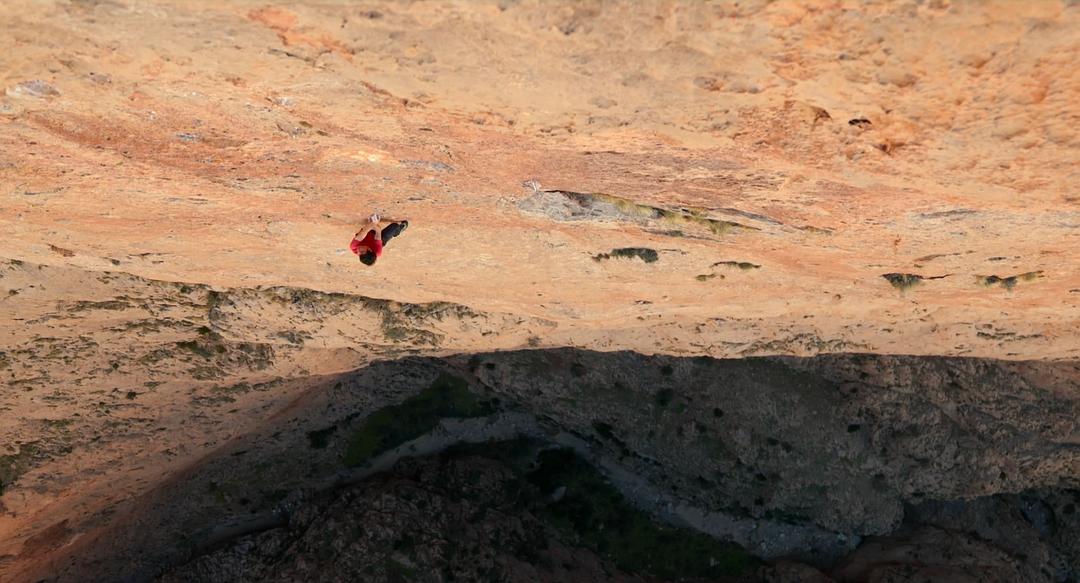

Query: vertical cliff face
left=2, top=0, right=1076, bottom=362
left=2, top=0, right=1078, bottom=581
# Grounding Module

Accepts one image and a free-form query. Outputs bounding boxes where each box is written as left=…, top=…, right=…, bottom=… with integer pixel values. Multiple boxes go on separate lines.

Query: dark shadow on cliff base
left=34, top=350, right=1080, bottom=583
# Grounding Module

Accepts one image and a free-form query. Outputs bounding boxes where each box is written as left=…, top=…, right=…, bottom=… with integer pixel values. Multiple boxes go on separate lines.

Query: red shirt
left=350, top=230, right=383, bottom=257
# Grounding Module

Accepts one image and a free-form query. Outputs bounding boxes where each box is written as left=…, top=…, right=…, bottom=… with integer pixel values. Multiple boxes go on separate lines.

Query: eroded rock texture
left=2, top=0, right=1078, bottom=581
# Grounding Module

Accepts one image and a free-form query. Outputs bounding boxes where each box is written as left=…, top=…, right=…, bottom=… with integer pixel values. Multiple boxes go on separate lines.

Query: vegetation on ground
left=976, top=271, right=1043, bottom=290
left=343, top=374, right=493, bottom=467
left=526, top=448, right=756, bottom=578
left=713, top=261, right=760, bottom=270
left=882, top=272, right=924, bottom=290
left=593, top=248, right=660, bottom=264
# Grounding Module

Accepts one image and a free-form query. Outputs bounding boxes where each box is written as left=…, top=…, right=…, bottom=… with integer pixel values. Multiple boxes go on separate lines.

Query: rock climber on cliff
left=351, top=213, right=409, bottom=266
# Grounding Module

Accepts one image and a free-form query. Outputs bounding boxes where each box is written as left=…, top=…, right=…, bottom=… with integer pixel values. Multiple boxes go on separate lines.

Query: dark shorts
left=380, top=221, right=408, bottom=245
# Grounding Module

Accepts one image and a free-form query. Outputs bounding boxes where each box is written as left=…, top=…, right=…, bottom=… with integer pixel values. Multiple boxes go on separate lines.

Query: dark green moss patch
left=883, top=272, right=953, bottom=290
left=527, top=449, right=755, bottom=578
left=882, top=273, right=924, bottom=290
left=343, top=374, right=493, bottom=467
left=713, top=261, right=760, bottom=270
left=976, top=271, right=1044, bottom=290
left=593, top=248, right=659, bottom=264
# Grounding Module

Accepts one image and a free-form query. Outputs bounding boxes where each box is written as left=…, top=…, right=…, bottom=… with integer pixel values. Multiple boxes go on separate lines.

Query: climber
left=350, top=214, right=409, bottom=266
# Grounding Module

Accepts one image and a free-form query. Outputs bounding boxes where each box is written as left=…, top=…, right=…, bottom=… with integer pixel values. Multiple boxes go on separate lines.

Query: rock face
left=1, top=0, right=1078, bottom=581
